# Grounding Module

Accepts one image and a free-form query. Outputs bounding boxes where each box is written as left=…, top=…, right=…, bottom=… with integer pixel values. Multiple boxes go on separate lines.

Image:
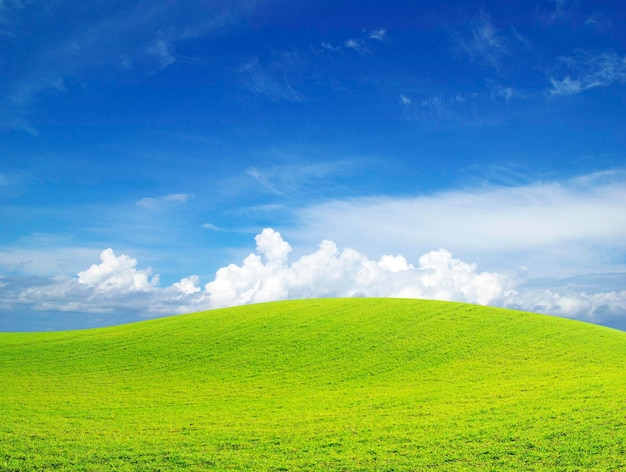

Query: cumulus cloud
left=203, top=229, right=512, bottom=308
left=202, top=229, right=626, bottom=326
left=2, top=227, right=625, bottom=329
left=78, top=248, right=159, bottom=292
left=2, top=253, right=205, bottom=318
left=173, top=275, right=201, bottom=295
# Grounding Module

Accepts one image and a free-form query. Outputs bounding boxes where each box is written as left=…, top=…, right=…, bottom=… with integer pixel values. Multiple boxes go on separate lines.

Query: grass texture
left=1, top=298, right=626, bottom=471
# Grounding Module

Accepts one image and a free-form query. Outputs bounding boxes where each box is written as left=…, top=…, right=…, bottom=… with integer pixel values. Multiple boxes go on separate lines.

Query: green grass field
left=1, top=298, right=626, bottom=471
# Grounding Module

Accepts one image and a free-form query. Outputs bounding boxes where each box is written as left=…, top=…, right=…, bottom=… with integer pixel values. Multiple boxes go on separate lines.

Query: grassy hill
left=1, top=298, right=625, bottom=471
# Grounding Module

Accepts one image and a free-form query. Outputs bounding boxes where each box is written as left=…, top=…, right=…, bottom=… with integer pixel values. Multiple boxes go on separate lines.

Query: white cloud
left=549, top=50, right=626, bottom=95
left=246, top=160, right=350, bottom=195
left=2, top=226, right=625, bottom=328
left=451, top=12, right=508, bottom=67
left=241, top=58, right=305, bottom=103
left=344, top=28, right=387, bottom=55
left=549, top=76, right=583, bottom=95
left=147, top=37, right=176, bottom=70
left=420, top=95, right=447, bottom=118
left=344, top=38, right=368, bottom=55
left=201, top=229, right=626, bottom=326
left=173, top=275, right=201, bottom=295
left=204, top=229, right=513, bottom=308
left=201, top=222, right=233, bottom=232
left=0, top=245, right=102, bottom=276
left=136, top=193, right=194, bottom=208
left=0, top=0, right=263, bottom=130
left=3, top=171, right=626, bottom=328
left=320, top=42, right=340, bottom=52
left=291, top=170, right=626, bottom=278
left=400, top=83, right=523, bottom=125
left=78, top=248, right=158, bottom=292
left=542, top=0, right=579, bottom=24
left=255, top=227, right=292, bottom=265
left=368, top=28, right=386, bottom=41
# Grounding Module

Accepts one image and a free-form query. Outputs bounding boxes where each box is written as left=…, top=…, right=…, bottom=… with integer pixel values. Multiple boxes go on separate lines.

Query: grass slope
left=1, top=298, right=626, bottom=471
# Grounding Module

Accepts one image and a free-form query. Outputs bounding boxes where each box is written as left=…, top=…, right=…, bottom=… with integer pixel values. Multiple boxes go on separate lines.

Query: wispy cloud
left=246, top=160, right=352, bottom=195
left=344, top=38, right=369, bottom=55
left=317, top=28, right=387, bottom=56
left=146, top=37, right=176, bottom=70
left=136, top=193, right=194, bottom=209
left=240, top=58, right=305, bottom=103
left=227, top=204, right=286, bottom=217
left=291, top=170, right=626, bottom=279
left=542, top=0, right=580, bottom=24
left=400, top=85, right=521, bottom=124
left=201, top=223, right=227, bottom=232
left=399, top=94, right=412, bottom=106
left=450, top=12, right=508, bottom=67
left=549, top=50, right=626, bottom=95
left=0, top=172, right=21, bottom=189
left=0, top=0, right=262, bottom=131
left=319, top=41, right=341, bottom=52
left=0, top=244, right=102, bottom=276
left=368, top=28, right=386, bottom=41
left=420, top=95, right=448, bottom=119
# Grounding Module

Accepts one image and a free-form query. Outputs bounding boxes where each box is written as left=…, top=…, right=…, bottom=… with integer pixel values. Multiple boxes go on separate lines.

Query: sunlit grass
left=1, top=298, right=626, bottom=470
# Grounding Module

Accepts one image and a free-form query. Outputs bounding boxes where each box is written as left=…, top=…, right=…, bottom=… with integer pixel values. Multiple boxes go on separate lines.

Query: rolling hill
left=1, top=298, right=625, bottom=471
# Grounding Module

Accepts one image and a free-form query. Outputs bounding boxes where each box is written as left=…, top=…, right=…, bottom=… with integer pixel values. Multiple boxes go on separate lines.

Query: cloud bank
left=2, top=228, right=625, bottom=330
left=205, top=229, right=512, bottom=307
left=292, top=170, right=626, bottom=279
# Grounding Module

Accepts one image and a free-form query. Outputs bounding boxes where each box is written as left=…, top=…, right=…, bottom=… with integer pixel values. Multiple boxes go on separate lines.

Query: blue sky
left=1, top=0, right=625, bottom=331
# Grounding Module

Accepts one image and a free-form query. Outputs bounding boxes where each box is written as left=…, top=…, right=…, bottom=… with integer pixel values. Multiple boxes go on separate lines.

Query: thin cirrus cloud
left=246, top=160, right=353, bottom=196
left=0, top=0, right=262, bottom=131
left=146, top=38, right=177, bottom=70
left=290, top=170, right=626, bottom=279
left=549, top=50, right=626, bottom=95
left=240, top=58, right=306, bottom=103
left=542, top=0, right=579, bottom=24
left=450, top=12, right=510, bottom=68
left=314, top=28, right=386, bottom=56
left=136, top=193, right=194, bottom=208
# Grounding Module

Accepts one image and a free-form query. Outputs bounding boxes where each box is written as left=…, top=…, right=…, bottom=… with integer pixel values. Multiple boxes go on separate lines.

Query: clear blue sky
left=1, top=0, right=625, bottom=331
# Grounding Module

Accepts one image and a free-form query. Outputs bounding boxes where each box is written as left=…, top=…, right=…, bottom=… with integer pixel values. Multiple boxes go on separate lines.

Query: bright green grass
left=1, top=298, right=626, bottom=471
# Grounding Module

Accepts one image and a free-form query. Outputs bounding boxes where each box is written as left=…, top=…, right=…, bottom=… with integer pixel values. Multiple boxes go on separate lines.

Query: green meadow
left=1, top=298, right=626, bottom=471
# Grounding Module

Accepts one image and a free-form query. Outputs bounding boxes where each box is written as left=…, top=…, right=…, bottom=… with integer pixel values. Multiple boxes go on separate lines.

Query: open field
left=1, top=298, right=626, bottom=471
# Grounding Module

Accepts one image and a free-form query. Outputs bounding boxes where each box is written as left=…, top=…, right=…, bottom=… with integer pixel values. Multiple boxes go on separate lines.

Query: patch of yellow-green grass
left=1, top=298, right=625, bottom=471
